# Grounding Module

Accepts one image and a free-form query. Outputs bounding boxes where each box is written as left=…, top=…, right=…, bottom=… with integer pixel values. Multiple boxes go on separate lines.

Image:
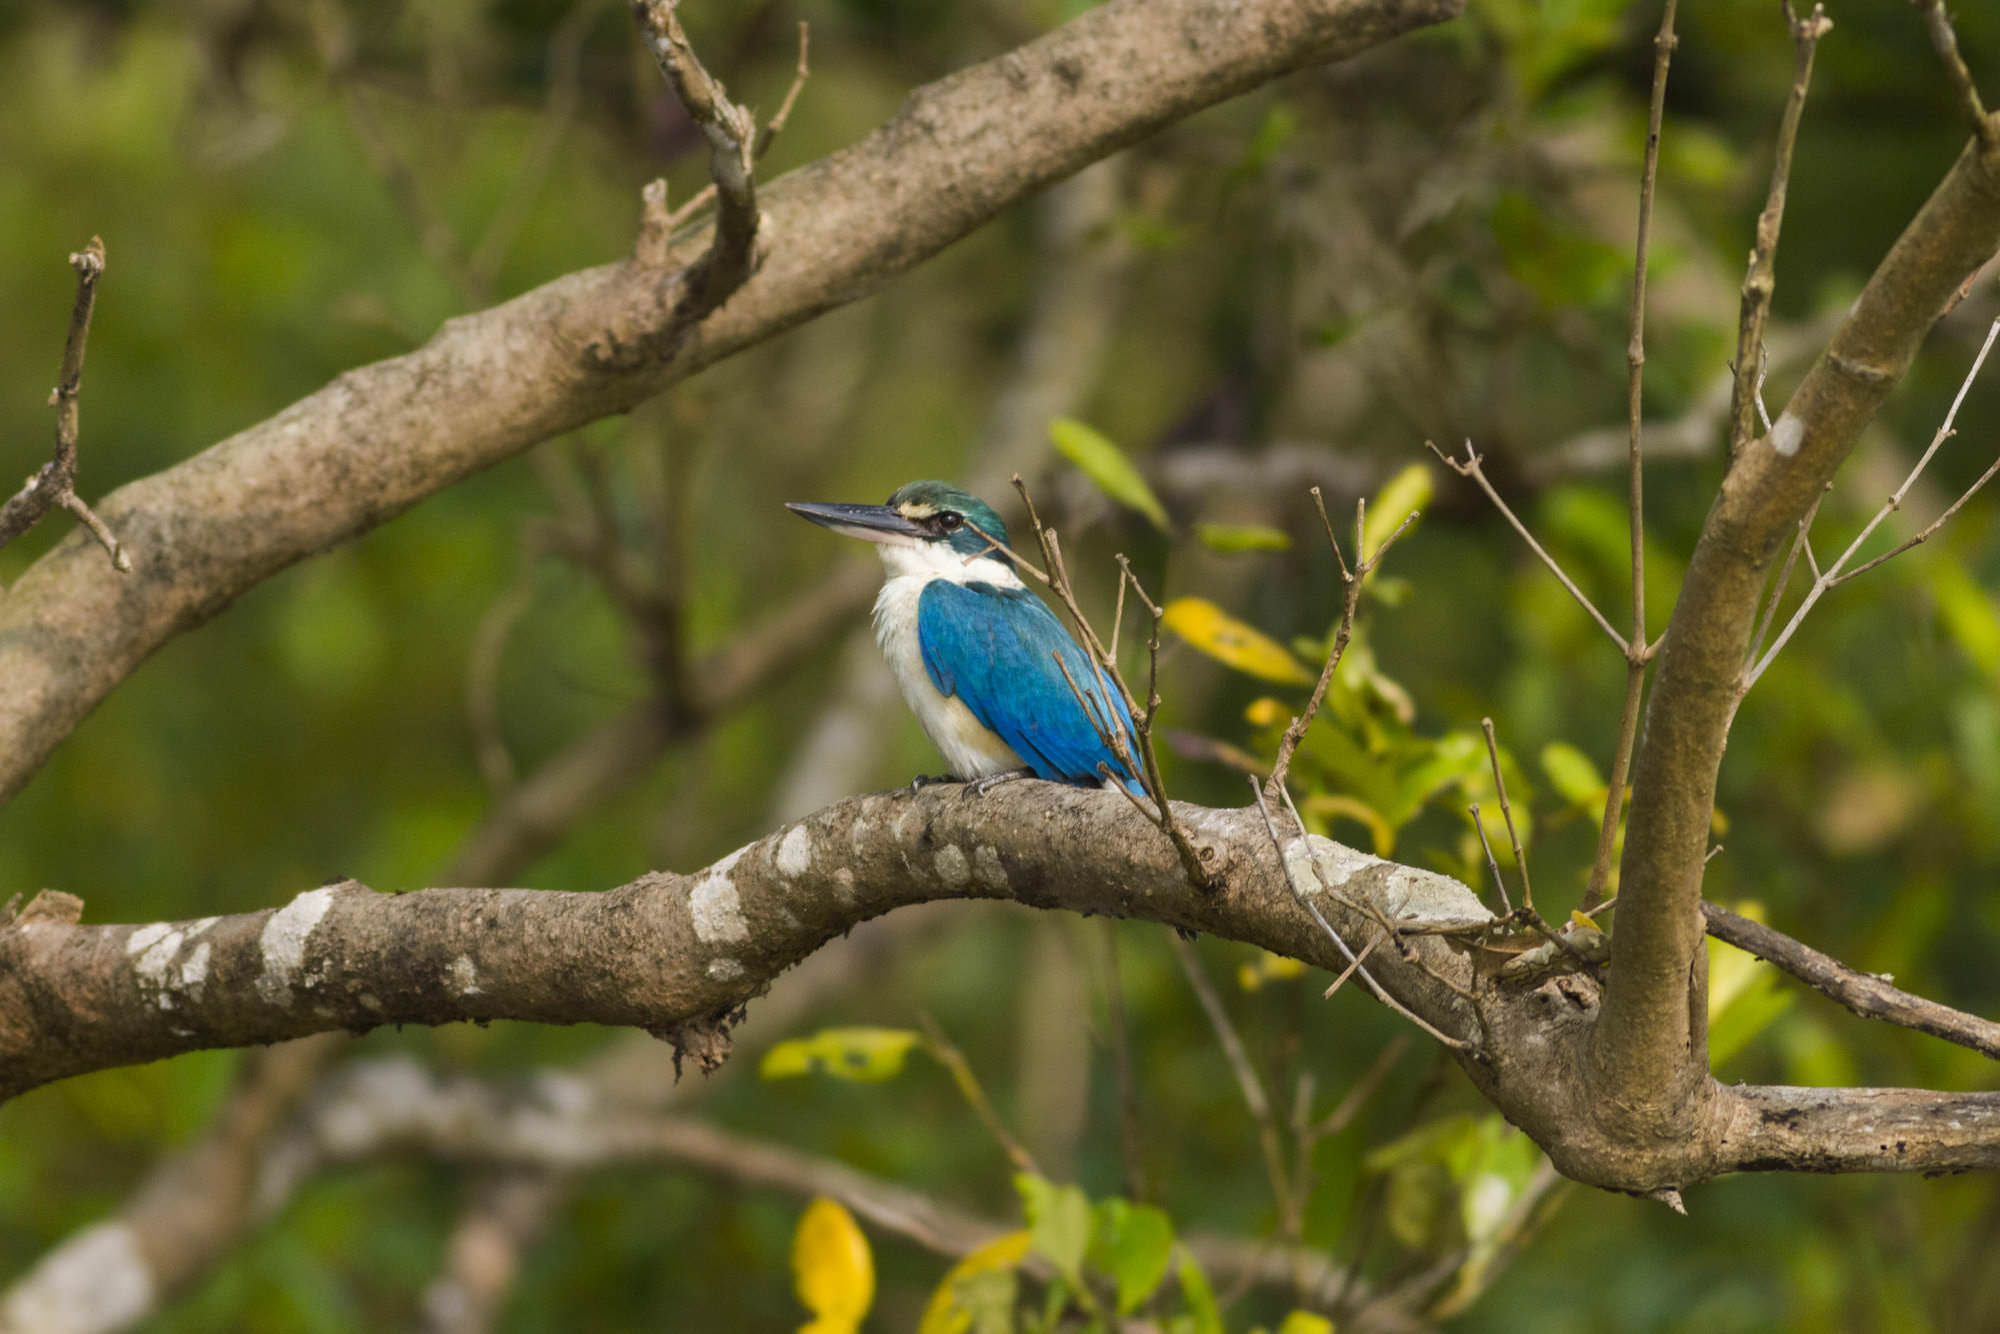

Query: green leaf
left=1087, top=1199, right=1175, bottom=1314
left=1195, top=521, right=1292, bottom=554
left=1707, top=902, right=1795, bottom=1067
left=1049, top=418, right=1169, bottom=530
left=1363, top=462, right=1433, bottom=562
left=1174, top=1246, right=1222, bottom=1334
left=760, top=1027, right=922, bottom=1082
left=1539, top=741, right=1605, bottom=810
left=1016, top=1174, right=1092, bottom=1285
left=918, top=1232, right=1031, bottom=1334
left=1162, top=597, right=1315, bottom=684
left=1932, top=557, right=2000, bottom=680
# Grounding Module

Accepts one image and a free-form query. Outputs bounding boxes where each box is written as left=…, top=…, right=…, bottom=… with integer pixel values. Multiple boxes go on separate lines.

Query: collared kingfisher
left=787, top=481, right=1143, bottom=794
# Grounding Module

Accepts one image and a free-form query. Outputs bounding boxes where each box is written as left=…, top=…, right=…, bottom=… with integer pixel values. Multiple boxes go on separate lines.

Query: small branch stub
left=0, top=238, right=131, bottom=580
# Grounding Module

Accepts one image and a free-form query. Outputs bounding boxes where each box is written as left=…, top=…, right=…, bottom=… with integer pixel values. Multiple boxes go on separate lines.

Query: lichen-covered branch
left=9, top=783, right=2000, bottom=1194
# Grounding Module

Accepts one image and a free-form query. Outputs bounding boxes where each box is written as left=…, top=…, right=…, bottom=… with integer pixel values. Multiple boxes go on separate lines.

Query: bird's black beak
left=785, top=501, right=930, bottom=545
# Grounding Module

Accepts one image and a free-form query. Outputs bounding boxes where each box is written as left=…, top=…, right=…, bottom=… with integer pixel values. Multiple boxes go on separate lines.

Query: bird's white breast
left=871, top=552, right=1026, bottom=780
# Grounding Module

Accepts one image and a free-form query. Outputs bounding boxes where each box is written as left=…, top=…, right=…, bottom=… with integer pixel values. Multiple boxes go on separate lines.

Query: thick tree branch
left=1597, top=110, right=2000, bottom=1140
left=0, top=0, right=1463, bottom=805
left=0, top=786, right=1484, bottom=1104
left=9, top=784, right=2000, bottom=1191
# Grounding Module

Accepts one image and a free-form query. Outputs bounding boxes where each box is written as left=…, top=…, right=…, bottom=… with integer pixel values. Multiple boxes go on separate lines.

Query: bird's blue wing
left=918, top=580, right=1142, bottom=792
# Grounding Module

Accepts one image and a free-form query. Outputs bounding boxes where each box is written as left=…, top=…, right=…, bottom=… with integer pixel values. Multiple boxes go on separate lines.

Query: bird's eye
left=937, top=511, right=964, bottom=531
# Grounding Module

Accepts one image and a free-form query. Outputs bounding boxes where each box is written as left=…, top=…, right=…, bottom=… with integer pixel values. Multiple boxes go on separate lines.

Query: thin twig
left=0, top=237, right=130, bottom=576
left=1743, top=491, right=1824, bottom=670
left=1624, top=0, right=1676, bottom=659
left=1467, top=803, right=1513, bottom=915
left=1322, top=929, right=1386, bottom=999
left=1006, top=476, right=1215, bottom=890
left=1169, top=933, right=1297, bottom=1230
left=1478, top=718, right=1533, bottom=912
left=1097, top=922, right=1148, bottom=1203
left=1268, top=497, right=1418, bottom=794
left=1250, top=778, right=1474, bottom=1051
left=916, top=1012, right=1041, bottom=1177
left=1583, top=0, right=1677, bottom=911
left=1744, top=317, right=2000, bottom=688
left=1913, top=0, right=1996, bottom=148
left=1428, top=440, right=1627, bottom=651
left=1727, top=1, right=1831, bottom=456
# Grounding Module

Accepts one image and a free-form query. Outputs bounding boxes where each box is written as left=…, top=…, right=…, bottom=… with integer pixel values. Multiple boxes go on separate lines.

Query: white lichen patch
left=774, top=824, right=814, bottom=878
left=1304, top=840, right=1384, bottom=889
left=255, top=886, right=337, bottom=1008
left=830, top=867, right=857, bottom=906
left=447, top=954, right=482, bottom=996
left=1770, top=410, right=1804, bottom=458
left=689, top=845, right=751, bottom=945
left=127, top=919, right=219, bottom=1008
left=176, top=941, right=212, bottom=1003
left=0, top=1220, right=155, bottom=1332
left=974, top=844, right=1008, bottom=891
left=933, top=844, right=970, bottom=888
left=706, top=957, right=745, bottom=981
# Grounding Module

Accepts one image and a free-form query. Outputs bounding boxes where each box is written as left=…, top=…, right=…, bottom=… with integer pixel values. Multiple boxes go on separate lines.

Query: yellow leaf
left=1049, top=418, right=1170, bottom=530
left=1163, top=598, right=1315, bottom=685
left=918, top=1231, right=1033, bottom=1334
left=1362, top=462, right=1432, bottom=562
left=761, top=1027, right=922, bottom=1082
left=1244, top=696, right=1290, bottom=728
left=1302, top=793, right=1398, bottom=857
left=1237, top=951, right=1309, bottom=991
left=1276, top=1313, right=1336, bottom=1334
left=793, top=1197, right=874, bottom=1333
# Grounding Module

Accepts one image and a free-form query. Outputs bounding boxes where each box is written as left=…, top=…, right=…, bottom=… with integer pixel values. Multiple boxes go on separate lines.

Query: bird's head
left=787, top=481, right=1016, bottom=583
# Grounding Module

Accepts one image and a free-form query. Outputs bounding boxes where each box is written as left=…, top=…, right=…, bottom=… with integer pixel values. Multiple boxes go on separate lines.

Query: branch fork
left=0, top=238, right=131, bottom=584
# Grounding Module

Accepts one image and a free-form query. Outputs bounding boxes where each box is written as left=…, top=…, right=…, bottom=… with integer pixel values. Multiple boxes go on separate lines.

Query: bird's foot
left=904, top=773, right=955, bottom=795
left=963, top=767, right=1035, bottom=798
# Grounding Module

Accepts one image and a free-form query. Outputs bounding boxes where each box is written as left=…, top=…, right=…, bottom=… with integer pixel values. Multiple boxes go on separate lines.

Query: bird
left=787, top=480, right=1143, bottom=795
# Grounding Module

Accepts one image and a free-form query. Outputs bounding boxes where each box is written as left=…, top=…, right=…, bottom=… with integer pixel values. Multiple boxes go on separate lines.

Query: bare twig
left=916, top=1012, right=1042, bottom=1177
left=1096, top=922, right=1149, bottom=1203
left=1703, top=903, right=2000, bottom=1060
left=1250, top=778, right=1475, bottom=1051
left=0, top=238, right=130, bottom=578
left=1744, top=317, right=2000, bottom=688
left=1727, top=1, right=1831, bottom=457
left=1169, top=933, right=1298, bottom=1233
left=1624, top=0, right=1675, bottom=651
left=1913, top=0, right=1996, bottom=149
left=1478, top=719, right=1533, bottom=913
left=1428, top=440, right=1626, bottom=652
left=1004, top=477, right=1215, bottom=890
left=1268, top=493, right=1417, bottom=794
left=1467, top=803, right=1513, bottom=915
left=1582, top=0, right=1677, bottom=911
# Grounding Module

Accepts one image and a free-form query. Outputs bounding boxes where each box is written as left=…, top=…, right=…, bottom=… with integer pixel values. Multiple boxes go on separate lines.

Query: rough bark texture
left=0, top=0, right=1463, bottom=805
left=7, top=782, right=1998, bottom=1191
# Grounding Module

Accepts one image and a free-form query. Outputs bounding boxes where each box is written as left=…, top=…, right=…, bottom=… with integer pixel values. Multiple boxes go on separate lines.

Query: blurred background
left=2, top=0, right=1999, bottom=1329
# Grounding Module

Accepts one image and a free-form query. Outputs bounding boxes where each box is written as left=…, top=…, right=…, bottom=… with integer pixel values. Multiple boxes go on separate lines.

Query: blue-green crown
left=887, top=480, right=1010, bottom=557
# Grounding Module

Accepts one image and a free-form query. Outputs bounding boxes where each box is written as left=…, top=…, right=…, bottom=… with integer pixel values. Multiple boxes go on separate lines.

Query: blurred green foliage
left=3, top=0, right=2000, bottom=1330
